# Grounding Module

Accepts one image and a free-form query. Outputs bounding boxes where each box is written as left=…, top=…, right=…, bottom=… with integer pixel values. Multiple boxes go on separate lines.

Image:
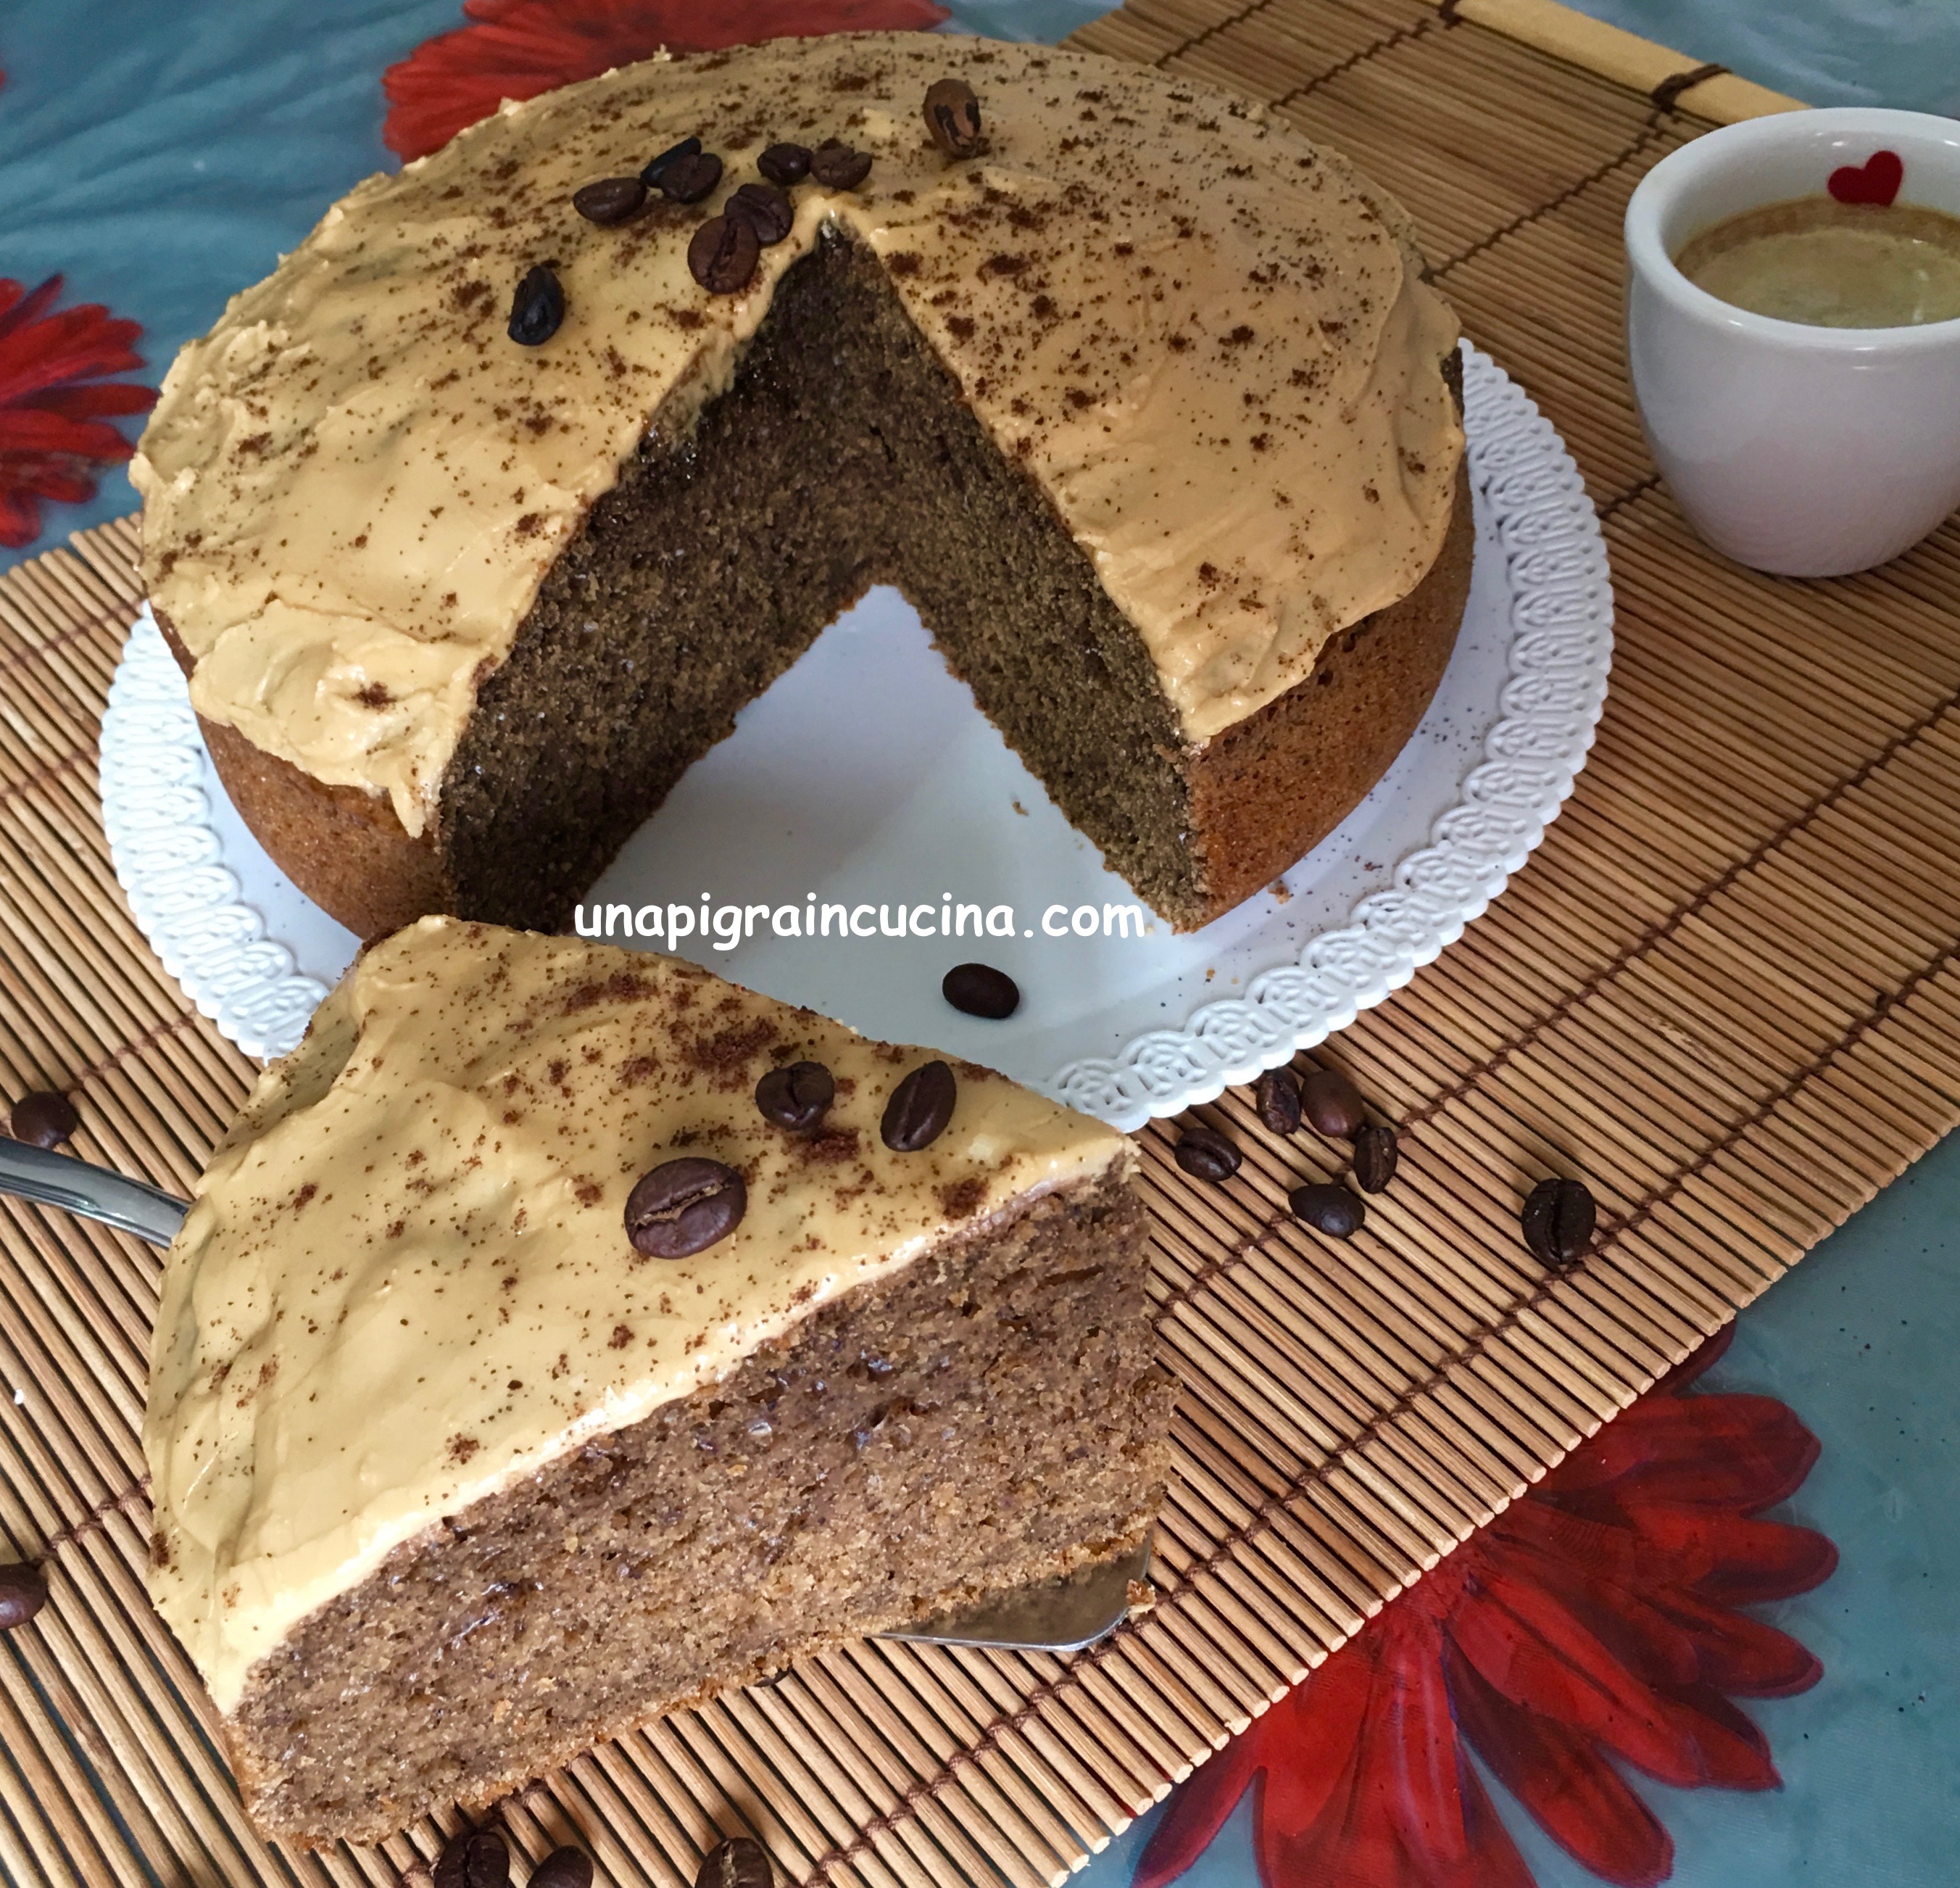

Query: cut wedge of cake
left=144, top=918, right=1170, bottom=1846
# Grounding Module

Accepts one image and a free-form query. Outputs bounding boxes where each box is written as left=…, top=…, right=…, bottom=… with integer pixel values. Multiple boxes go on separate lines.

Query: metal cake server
left=0, top=1142, right=1145, bottom=1653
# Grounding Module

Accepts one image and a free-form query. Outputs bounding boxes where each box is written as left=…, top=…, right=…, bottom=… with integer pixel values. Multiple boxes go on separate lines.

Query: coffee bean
left=1289, top=1182, right=1364, bottom=1238
left=758, top=142, right=812, bottom=186
left=881, top=1060, right=956, bottom=1151
left=507, top=264, right=563, bottom=346
left=0, top=1562, right=46, bottom=1632
left=626, top=1158, right=746, bottom=1258
left=726, top=181, right=794, bottom=245
left=1521, top=1177, right=1596, bottom=1268
left=573, top=175, right=647, bottom=224
left=640, top=135, right=702, bottom=185
left=529, top=1848, right=594, bottom=1888
left=923, top=78, right=986, bottom=159
left=9, top=1090, right=79, bottom=1151
left=697, top=1838, right=773, bottom=1888
left=755, top=1060, right=834, bottom=1131
left=1300, top=1067, right=1366, bottom=1140
left=942, top=962, right=1019, bottom=1019
left=687, top=215, right=760, bottom=295
left=1253, top=1067, right=1300, bottom=1136
left=1351, top=1123, right=1399, bottom=1193
left=656, top=150, right=723, bottom=204
left=433, top=1827, right=509, bottom=1888
left=1174, top=1125, right=1239, bottom=1184
left=809, top=139, right=872, bottom=189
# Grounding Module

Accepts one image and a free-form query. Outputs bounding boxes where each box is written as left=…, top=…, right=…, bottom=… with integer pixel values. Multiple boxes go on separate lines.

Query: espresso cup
left=1624, top=108, right=1960, bottom=576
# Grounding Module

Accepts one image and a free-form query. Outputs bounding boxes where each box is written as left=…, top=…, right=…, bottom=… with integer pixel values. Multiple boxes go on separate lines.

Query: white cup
left=1624, top=107, right=1960, bottom=576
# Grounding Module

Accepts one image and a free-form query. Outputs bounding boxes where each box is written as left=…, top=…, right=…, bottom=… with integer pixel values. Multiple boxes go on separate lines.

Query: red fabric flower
left=0, top=277, right=156, bottom=551
left=383, top=0, right=952, bottom=161
left=1137, top=1328, right=1835, bottom=1888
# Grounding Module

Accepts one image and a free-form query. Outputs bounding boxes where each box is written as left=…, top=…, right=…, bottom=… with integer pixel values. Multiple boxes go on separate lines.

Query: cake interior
left=439, top=225, right=1209, bottom=930
left=228, top=1164, right=1169, bottom=1848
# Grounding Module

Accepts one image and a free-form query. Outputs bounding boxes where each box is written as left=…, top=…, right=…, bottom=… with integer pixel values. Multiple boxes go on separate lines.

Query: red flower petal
left=1445, top=1644, right=1673, bottom=1888
left=1616, top=1500, right=1838, bottom=1605
left=1458, top=1761, right=1542, bottom=1888
left=383, top=0, right=952, bottom=160
left=0, top=278, right=156, bottom=552
left=1645, top=1585, right=1824, bottom=1697
left=1132, top=1728, right=1264, bottom=1888
left=1656, top=1684, right=1778, bottom=1791
left=1550, top=1395, right=1820, bottom=1512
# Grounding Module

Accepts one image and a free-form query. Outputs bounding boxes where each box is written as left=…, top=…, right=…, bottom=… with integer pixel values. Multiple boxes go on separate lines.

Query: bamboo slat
left=0, top=3, right=1954, bottom=1883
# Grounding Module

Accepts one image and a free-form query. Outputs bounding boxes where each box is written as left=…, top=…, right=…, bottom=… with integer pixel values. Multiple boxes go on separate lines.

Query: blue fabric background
left=0, top=1, right=1951, bottom=1879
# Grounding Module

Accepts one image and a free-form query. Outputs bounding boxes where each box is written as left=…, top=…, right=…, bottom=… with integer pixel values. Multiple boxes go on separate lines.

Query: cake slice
left=144, top=918, right=1170, bottom=1847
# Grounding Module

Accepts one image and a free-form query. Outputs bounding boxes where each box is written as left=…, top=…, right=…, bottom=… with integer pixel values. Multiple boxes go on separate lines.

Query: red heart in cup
left=1828, top=149, right=1903, bottom=206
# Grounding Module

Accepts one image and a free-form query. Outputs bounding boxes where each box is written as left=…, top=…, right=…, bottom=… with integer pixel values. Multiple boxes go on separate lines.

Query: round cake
left=133, top=32, right=1469, bottom=938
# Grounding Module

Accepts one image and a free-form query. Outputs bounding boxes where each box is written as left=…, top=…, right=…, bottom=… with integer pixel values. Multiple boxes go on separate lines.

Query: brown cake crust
left=221, top=1166, right=1170, bottom=1848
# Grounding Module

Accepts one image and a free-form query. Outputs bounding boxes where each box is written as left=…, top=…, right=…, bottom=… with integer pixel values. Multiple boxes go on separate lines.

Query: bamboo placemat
left=1, top=2, right=1957, bottom=1882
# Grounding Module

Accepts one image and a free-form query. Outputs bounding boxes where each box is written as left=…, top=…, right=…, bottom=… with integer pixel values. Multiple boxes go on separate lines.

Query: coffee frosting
left=134, top=33, right=1462, bottom=838
left=144, top=918, right=1129, bottom=1714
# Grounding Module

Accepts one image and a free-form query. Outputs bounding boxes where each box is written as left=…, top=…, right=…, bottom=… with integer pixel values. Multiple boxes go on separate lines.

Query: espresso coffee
left=1676, top=196, right=1960, bottom=327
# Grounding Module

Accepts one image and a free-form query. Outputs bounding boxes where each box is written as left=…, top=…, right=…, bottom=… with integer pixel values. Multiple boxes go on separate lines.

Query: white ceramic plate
left=102, top=346, right=1611, bottom=1127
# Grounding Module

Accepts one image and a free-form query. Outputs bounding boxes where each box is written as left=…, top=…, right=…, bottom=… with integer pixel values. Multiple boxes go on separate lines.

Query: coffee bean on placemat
left=755, top=1060, right=834, bottom=1130
left=529, top=1847, right=594, bottom=1888
left=657, top=150, right=724, bottom=203
left=1520, top=1176, right=1596, bottom=1267
left=0, top=1562, right=47, bottom=1632
left=1289, top=1182, right=1364, bottom=1238
left=572, top=175, right=647, bottom=224
left=1254, top=1067, right=1301, bottom=1136
left=758, top=141, right=812, bottom=186
left=507, top=264, right=564, bottom=346
left=881, top=1061, right=956, bottom=1151
left=688, top=215, right=760, bottom=294
left=640, top=135, right=702, bottom=186
left=1174, top=1125, right=1239, bottom=1183
left=726, top=181, right=794, bottom=245
left=1300, top=1066, right=1366, bottom=1139
left=1351, top=1123, right=1399, bottom=1193
left=9, top=1090, right=79, bottom=1150
left=809, top=139, right=872, bottom=189
left=923, top=78, right=986, bottom=158
left=434, top=1827, right=509, bottom=1888
left=626, top=1159, right=747, bottom=1257
left=698, top=1838, right=773, bottom=1888
left=942, top=962, right=1019, bottom=1019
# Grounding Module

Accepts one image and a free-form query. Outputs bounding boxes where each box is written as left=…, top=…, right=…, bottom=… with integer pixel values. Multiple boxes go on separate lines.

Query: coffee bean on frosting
left=755, top=1059, right=834, bottom=1131
left=530, top=1848, right=595, bottom=1888
left=698, top=1838, right=773, bottom=1888
left=757, top=142, right=812, bottom=186
left=942, top=962, right=1019, bottom=1019
left=433, top=1826, right=510, bottom=1888
left=1351, top=1122, right=1399, bottom=1193
left=923, top=78, right=987, bottom=159
left=1253, top=1067, right=1300, bottom=1136
left=1174, top=1125, right=1239, bottom=1184
left=881, top=1060, right=955, bottom=1151
left=9, top=1090, right=79, bottom=1150
left=809, top=139, right=873, bottom=189
left=1300, top=1066, right=1366, bottom=1140
left=640, top=134, right=702, bottom=184
left=726, top=181, right=794, bottom=245
left=626, top=1158, right=747, bottom=1258
left=573, top=175, right=647, bottom=224
left=0, top=1562, right=47, bottom=1632
left=507, top=264, right=564, bottom=346
left=688, top=215, right=760, bottom=295
left=656, top=150, right=724, bottom=203
left=1290, top=1182, right=1364, bottom=1238
left=1521, top=1176, right=1596, bottom=1268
